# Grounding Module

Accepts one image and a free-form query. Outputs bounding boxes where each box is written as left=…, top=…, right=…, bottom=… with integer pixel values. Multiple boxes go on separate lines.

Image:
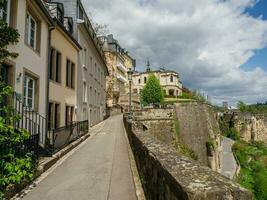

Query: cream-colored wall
left=8, top=0, right=50, bottom=116
left=132, top=71, right=183, bottom=96
left=49, top=27, right=79, bottom=127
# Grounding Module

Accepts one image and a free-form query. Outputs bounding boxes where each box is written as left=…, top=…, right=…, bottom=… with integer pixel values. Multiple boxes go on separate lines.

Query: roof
left=133, top=69, right=179, bottom=76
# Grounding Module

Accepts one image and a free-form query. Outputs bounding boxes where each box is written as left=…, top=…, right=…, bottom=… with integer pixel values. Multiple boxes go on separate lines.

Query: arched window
left=144, top=77, right=147, bottom=83
left=170, top=75, right=173, bottom=82
left=138, top=79, right=141, bottom=84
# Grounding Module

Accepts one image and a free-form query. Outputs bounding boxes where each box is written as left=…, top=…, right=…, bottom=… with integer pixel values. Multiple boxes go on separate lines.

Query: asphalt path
left=22, top=115, right=137, bottom=200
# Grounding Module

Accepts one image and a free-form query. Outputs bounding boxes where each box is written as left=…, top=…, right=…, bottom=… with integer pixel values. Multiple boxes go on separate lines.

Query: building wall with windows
left=49, top=24, right=81, bottom=129
left=5, top=0, right=53, bottom=117
left=101, top=35, right=135, bottom=108
left=132, top=69, right=183, bottom=98
left=55, top=0, right=108, bottom=126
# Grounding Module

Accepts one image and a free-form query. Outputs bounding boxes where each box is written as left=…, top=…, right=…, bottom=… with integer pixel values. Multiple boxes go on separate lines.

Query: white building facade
left=132, top=68, right=183, bottom=97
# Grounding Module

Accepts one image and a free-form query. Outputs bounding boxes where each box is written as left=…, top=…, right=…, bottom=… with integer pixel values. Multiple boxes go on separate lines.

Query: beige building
left=100, top=35, right=135, bottom=108
left=2, top=0, right=54, bottom=145
left=44, top=1, right=82, bottom=129
left=132, top=67, right=183, bottom=98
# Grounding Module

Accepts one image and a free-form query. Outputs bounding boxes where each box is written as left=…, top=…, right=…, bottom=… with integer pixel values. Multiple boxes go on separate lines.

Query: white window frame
left=26, top=12, right=37, bottom=50
left=0, top=0, right=10, bottom=24
left=24, top=76, right=35, bottom=110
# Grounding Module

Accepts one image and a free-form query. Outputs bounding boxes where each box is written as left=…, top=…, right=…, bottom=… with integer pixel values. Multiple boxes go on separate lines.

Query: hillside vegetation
left=219, top=102, right=267, bottom=200
left=238, top=101, right=267, bottom=115
left=233, top=141, right=267, bottom=200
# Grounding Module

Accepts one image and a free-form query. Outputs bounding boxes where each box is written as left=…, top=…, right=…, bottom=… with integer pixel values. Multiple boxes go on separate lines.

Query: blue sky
left=243, top=0, right=267, bottom=71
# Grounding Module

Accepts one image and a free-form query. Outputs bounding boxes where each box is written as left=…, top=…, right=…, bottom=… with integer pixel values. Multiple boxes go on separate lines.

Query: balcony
left=117, top=74, right=128, bottom=83
left=117, top=62, right=128, bottom=73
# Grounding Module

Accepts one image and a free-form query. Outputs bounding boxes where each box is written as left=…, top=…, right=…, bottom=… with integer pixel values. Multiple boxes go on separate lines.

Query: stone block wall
left=132, top=108, right=175, bottom=145
left=124, top=115, right=252, bottom=200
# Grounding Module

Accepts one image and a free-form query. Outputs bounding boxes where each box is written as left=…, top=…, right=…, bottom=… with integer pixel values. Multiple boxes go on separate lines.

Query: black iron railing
left=12, top=93, right=47, bottom=147
left=48, top=120, right=89, bottom=153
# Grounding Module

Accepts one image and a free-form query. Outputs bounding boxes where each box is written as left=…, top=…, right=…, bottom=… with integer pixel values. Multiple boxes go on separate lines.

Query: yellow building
left=45, top=2, right=82, bottom=129
left=100, top=35, right=135, bottom=108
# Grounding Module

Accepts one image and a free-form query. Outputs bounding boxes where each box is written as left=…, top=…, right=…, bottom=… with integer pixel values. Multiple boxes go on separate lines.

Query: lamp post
left=127, top=69, right=133, bottom=114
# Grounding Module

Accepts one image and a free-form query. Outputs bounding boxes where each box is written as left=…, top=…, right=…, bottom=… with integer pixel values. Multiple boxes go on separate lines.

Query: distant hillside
left=238, top=101, right=267, bottom=115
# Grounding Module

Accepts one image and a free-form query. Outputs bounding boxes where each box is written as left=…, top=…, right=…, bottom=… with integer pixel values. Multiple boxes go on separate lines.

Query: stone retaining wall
left=124, top=115, right=252, bottom=200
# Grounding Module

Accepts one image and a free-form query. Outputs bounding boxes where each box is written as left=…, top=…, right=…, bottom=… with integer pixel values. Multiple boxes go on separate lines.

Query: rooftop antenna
left=146, top=58, right=151, bottom=72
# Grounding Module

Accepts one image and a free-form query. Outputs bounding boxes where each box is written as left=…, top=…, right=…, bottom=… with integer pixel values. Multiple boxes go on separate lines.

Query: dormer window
left=45, top=2, right=64, bottom=24
left=64, top=17, right=73, bottom=34
left=78, top=4, right=83, bottom=20
left=0, top=0, right=10, bottom=24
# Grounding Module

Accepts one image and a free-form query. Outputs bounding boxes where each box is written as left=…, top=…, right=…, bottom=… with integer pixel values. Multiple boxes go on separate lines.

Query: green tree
left=141, top=74, right=164, bottom=106
left=237, top=101, right=248, bottom=112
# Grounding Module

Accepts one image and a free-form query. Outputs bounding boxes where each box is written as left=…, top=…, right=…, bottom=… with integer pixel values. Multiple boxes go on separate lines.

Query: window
left=23, top=75, right=35, bottom=110
left=26, top=12, right=37, bottom=50
left=78, top=4, right=83, bottom=20
left=144, top=77, right=147, bottom=83
left=66, top=59, right=75, bottom=89
left=138, top=79, right=141, bottom=84
left=83, top=108, right=87, bottom=120
left=0, top=0, right=10, bottom=23
left=89, top=86, right=92, bottom=102
left=133, top=89, right=138, bottom=94
left=94, top=89, right=97, bottom=104
left=83, top=48, right=87, bottom=67
left=83, top=81, right=87, bottom=103
left=65, top=105, right=74, bottom=126
left=48, top=102, right=60, bottom=129
left=90, top=56, right=92, bottom=74
left=50, top=48, right=62, bottom=83
left=170, top=75, right=173, bottom=82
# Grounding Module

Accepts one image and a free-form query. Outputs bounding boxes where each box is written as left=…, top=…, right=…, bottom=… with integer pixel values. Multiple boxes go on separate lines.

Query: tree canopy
left=141, top=74, right=164, bottom=105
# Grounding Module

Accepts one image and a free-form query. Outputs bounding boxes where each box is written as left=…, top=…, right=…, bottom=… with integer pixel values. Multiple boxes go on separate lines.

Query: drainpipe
left=45, top=25, right=55, bottom=149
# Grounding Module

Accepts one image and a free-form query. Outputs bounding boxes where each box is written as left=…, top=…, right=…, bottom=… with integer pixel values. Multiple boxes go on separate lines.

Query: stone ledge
left=124, top=116, right=252, bottom=200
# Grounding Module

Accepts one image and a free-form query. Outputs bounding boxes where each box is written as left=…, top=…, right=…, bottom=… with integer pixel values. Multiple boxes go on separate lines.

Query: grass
left=233, top=140, right=267, bottom=200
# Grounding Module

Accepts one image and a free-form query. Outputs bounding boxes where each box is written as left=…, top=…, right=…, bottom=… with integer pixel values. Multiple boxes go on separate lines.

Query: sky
left=82, top=0, right=267, bottom=106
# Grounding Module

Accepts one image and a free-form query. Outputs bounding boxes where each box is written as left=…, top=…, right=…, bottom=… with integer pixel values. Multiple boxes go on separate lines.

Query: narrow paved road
left=22, top=115, right=137, bottom=200
left=221, top=137, right=238, bottom=179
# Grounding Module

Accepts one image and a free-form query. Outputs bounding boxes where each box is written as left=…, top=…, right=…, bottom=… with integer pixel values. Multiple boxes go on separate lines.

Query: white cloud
left=83, top=0, right=267, bottom=106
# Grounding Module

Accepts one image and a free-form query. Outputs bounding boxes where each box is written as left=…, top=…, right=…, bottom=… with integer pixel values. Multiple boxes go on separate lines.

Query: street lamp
left=127, top=69, right=133, bottom=114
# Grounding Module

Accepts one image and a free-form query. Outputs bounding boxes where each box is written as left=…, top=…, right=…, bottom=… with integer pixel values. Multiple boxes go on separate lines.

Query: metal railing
left=48, top=120, right=89, bottom=154
left=12, top=93, right=47, bottom=147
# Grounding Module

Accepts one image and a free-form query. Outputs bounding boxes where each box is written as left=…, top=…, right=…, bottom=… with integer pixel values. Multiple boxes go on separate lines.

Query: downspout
left=45, top=25, right=55, bottom=149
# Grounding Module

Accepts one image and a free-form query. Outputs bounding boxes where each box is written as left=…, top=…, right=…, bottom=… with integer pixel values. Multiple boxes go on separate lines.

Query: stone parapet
left=124, top=115, right=252, bottom=200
